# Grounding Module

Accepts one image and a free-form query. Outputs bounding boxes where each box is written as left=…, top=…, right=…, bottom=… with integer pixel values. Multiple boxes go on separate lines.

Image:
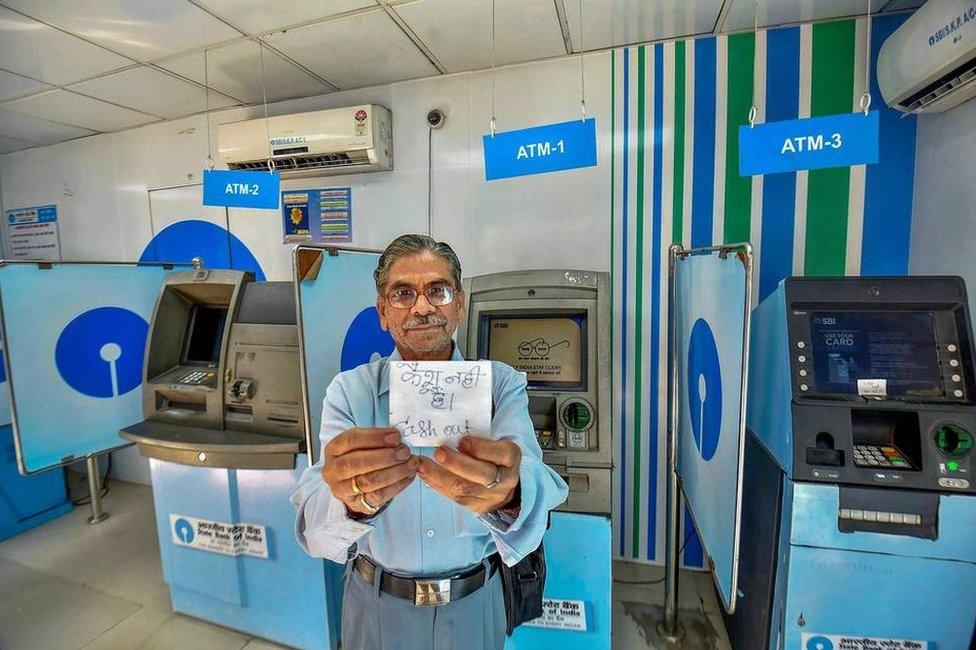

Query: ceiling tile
left=0, top=109, right=95, bottom=146
left=394, top=0, right=565, bottom=73
left=0, top=6, right=133, bottom=85
left=159, top=40, right=333, bottom=104
left=196, top=0, right=377, bottom=35
left=2, top=0, right=242, bottom=61
left=564, top=0, right=724, bottom=49
left=264, top=9, right=438, bottom=89
left=0, top=133, right=37, bottom=153
left=722, top=0, right=888, bottom=32
left=3, top=89, right=158, bottom=132
left=69, top=67, right=238, bottom=119
left=0, top=69, right=54, bottom=102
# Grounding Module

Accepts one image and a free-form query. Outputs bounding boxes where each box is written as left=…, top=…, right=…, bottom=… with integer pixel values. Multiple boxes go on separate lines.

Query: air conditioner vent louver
left=899, top=57, right=976, bottom=112
left=228, top=152, right=368, bottom=172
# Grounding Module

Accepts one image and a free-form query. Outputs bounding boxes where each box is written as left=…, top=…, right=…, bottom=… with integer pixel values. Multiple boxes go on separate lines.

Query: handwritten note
left=388, top=360, right=493, bottom=447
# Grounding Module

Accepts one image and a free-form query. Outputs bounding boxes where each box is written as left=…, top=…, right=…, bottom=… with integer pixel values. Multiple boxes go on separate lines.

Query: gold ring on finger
left=484, top=465, right=502, bottom=490
left=351, top=476, right=362, bottom=495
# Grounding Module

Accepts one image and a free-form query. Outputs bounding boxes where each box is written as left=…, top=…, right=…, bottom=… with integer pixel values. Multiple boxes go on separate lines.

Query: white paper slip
left=389, top=360, right=493, bottom=447
left=857, top=378, right=887, bottom=398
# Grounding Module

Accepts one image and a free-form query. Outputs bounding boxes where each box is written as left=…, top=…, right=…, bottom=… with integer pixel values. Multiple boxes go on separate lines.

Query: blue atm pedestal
left=726, top=277, right=976, bottom=649
left=0, top=426, right=72, bottom=541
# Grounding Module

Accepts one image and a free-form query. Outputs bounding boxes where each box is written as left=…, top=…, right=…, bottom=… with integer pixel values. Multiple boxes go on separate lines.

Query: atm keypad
left=853, top=445, right=911, bottom=469
left=177, top=370, right=216, bottom=386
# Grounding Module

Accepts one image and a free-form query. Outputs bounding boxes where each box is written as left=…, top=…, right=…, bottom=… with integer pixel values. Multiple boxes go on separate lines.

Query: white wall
left=910, top=98, right=976, bottom=313
left=0, top=53, right=611, bottom=485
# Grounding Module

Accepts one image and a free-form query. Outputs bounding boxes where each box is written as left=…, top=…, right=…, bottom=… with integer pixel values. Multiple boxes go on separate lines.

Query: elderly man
left=291, top=234, right=568, bottom=649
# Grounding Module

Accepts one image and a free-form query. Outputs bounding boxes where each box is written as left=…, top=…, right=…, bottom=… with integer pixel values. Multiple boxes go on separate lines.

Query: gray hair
left=374, top=234, right=462, bottom=294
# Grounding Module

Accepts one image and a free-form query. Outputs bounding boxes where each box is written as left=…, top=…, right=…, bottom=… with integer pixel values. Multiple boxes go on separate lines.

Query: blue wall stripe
left=691, top=37, right=717, bottom=249
left=862, top=14, right=916, bottom=275
left=683, top=508, right=704, bottom=567
left=619, top=48, right=630, bottom=557
left=647, top=43, right=664, bottom=560
left=758, top=27, right=801, bottom=301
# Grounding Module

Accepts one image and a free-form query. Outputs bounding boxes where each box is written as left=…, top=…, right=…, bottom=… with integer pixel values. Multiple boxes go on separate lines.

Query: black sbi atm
left=458, top=269, right=611, bottom=515
left=727, top=276, right=976, bottom=649
left=121, top=268, right=305, bottom=468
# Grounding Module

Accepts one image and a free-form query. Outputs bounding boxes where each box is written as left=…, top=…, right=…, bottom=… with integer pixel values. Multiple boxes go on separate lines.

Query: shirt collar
left=378, top=343, right=465, bottom=395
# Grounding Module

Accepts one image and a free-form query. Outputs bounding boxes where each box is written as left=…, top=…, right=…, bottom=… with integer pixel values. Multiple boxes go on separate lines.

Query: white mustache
left=402, top=315, right=447, bottom=330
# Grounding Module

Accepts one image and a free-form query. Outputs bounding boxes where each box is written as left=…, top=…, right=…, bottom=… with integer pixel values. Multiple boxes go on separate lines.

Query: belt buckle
left=414, top=578, right=451, bottom=606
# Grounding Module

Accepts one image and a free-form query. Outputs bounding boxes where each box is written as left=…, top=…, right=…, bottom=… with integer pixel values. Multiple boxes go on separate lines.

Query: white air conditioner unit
left=878, top=0, right=976, bottom=113
left=217, top=105, right=393, bottom=176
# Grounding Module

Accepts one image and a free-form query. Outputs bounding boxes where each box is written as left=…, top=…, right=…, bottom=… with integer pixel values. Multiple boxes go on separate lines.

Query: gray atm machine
left=121, top=268, right=305, bottom=469
left=458, top=269, right=611, bottom=515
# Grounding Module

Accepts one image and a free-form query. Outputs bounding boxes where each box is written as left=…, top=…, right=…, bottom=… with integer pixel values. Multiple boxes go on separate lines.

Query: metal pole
left=659, top=244, right=684, bottom=642
left=86, top=455, right=109, bottom=525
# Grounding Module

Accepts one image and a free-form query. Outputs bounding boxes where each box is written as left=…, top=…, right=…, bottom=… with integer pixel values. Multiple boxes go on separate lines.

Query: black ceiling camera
left=427, top=108, right=446, bottom=129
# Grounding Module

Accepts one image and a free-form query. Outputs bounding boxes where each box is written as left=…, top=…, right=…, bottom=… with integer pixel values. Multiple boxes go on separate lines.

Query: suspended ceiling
left=0, top=0, right=925, bottom=154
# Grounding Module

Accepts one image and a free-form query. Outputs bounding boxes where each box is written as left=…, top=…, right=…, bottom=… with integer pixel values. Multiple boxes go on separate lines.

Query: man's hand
left=417, top=435, right=521, bottom=515
left=322, top=427, right=418, bottom=517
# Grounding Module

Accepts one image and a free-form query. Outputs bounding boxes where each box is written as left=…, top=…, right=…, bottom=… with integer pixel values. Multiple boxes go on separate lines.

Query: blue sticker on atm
left=203, top=169, right=280, bottom=209
left=483, top=118, right=597, bottom=181
left=739, top=111, right=879, bottom=176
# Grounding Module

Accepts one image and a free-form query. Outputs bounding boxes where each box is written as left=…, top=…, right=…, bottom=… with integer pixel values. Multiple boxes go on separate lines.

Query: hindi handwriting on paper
left=388, top=360, right=492, bottom=448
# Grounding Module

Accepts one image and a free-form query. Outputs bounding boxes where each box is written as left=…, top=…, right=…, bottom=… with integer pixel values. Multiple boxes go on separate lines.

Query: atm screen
left=183, top=305, right=227, bottom=364
left=809, top=311, right=942, bottom=397
left=482, top=314, right=586, bottom=390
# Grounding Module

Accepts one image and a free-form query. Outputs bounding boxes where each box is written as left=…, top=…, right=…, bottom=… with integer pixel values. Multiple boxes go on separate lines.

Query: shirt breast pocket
left=453, top=503, right=489, bottom=537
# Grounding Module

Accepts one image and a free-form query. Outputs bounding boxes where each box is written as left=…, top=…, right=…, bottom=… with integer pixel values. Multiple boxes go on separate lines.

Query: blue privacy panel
left=674, top=253, right=748, bottom=612
left=298, top=248, right=394, bottom=461
left=506, top=512, right=611, bottom=650
left=0, top=263, right=173, bottom=473
left=739, top=111, right=879, bottom=176
left=483, top=119, right=598, bottom=180
left=1, top=425, right=72, bottom=541
left=151, top=456, right=341, bottom=650
left=203, top=169, right=280, bottom=209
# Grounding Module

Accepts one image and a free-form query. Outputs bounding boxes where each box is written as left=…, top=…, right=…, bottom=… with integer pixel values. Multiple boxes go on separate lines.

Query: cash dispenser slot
left=837, top=486, right=938, bottom=540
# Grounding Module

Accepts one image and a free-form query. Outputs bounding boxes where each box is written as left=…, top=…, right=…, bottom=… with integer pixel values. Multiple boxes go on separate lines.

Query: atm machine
left=459, top=269, right=611, bottom=514
left=726, top=277, right=976, bottom=649
left=121, top=268, right=342, bottom=650
left=459, top=269, right=612, bottom=650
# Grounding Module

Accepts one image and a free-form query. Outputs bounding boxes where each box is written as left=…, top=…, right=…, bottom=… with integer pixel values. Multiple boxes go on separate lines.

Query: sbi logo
left=340, top=307, right=395, bottom=371
left=806, top=636, right=833, bottom=650
left=174, top=518, right=195, bottom=544
left=55, top=307, right=148, bottom=398
left=687, top=318, right=722, bottom=461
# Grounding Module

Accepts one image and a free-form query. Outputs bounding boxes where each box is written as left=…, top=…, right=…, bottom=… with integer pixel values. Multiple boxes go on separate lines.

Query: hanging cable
left=578, top=0, right=586, bottom=120
left=489, top=0, right=496, bottom=136
left=258, top=40, right=276, bottom=171
left=748, top=0, right=759, bottom=128
left=427, top=126, right=433, bottom=236
left=860, top=0, right=873, bottom=115
left=204, top=48, right=215, bottom=170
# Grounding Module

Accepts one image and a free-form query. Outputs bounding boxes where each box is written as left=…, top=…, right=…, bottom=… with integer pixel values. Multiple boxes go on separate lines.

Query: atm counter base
left=1, top=427, right=73, bottom=542
left=506, top=512, right=611, bottom=650
left=150, top=456, right=343, bottom=650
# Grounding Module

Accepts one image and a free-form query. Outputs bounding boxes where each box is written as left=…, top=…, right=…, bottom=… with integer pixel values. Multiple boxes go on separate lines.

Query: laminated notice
left=857, top=378, right=887, bottom=398
left=802, top=633, right=929, bottom=649
left=389, top=360, right=492, bottom=447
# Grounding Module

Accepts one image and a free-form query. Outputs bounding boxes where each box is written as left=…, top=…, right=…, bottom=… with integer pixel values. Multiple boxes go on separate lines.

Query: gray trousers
left=340, top=559, right=507, bottom=650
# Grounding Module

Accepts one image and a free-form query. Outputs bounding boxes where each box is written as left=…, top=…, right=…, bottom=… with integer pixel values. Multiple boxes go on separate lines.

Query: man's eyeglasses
left=385, top=283, right=456, bottom=309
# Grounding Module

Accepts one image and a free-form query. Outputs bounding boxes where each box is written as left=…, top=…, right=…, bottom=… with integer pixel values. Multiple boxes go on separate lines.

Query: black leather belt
left=354, top=555, right=496, bottom=607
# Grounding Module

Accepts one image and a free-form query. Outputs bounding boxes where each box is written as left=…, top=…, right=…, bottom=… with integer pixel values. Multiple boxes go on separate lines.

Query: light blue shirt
left=291, top=346, right=569, bottom=574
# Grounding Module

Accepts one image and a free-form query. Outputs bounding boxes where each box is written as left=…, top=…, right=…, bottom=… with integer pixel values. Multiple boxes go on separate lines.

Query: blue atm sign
left=739, top=111, right=879, bottom=176
left=203, top=169, right=281, bottom=209
left=483, top=118, right=597, bottom=181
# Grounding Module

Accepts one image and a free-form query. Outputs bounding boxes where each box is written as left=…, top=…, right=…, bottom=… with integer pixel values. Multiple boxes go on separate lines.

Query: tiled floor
left=0, top=479, right=729, bottom=649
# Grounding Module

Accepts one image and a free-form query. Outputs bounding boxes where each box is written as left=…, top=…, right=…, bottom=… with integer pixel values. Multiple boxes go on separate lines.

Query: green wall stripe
left=632, top=46, right=647, bottom=556
left=672, top=42, right=686, bottom=245
left=805, top=20, right=855, bottom=275
left=723, top=33, right=755, bottom=244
